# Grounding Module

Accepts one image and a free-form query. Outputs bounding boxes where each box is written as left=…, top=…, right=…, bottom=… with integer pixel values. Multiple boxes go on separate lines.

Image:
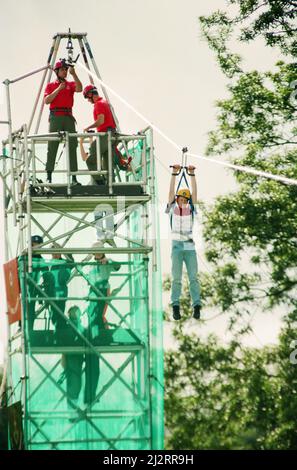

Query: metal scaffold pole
left=2, top=32, right=164, bottom=450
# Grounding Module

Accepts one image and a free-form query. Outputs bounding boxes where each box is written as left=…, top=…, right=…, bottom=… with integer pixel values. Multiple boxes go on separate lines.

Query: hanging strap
left=176, top=146, right=190, bottom=193
left=176, top=168, right=190, bottom=193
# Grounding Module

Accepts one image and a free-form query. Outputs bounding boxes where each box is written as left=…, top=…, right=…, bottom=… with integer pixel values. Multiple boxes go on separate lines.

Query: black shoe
left=193, top=305, right=201, bottom=320
left=46, top=171, right=52, bottom=183
left=71, top=176, right=81, bottom=186
left=172, top=305, right=181, bottom=321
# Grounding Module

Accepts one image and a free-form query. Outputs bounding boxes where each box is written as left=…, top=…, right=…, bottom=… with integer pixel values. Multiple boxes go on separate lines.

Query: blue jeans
left=171, top=240, right=201, bottom=307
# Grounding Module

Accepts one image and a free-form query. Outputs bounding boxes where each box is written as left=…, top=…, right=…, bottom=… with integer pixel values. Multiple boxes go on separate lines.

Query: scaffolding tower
left=1, top=32, right=163, bottom=450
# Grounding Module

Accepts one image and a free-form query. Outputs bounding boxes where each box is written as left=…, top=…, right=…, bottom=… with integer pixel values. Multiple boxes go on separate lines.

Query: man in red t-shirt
left=44, top=61, right=82, bottom=184
left=81, top=85, right=131, bottom=184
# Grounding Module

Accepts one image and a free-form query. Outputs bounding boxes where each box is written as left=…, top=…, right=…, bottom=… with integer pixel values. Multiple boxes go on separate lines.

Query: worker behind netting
left=44, top=60, right=82, bottom=185
left=84, top=241, right=121, bottom=405
left=166, top=164, right=201, bottom=321
left=19, top=235, right=53, bottom=332
left=60, top=305, right=84, bottom=415
left=82, top=85, right=131, bottom=185
left=48, top=246, right=74, bottom=343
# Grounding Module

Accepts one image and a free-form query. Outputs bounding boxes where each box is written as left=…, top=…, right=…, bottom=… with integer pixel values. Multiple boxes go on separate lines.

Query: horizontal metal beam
left=53, top=32, right=88, bottom=39
left=6, top=65, right=49, bottom=85
left=28, top=436, right=149, bottom=445
left=29, top=195, right=150, bottom=212
left=30, top=344, right=144, bottom=354
left=29, top=410, right=147, bottom=418
left=32, top=246, right=152, bottom=254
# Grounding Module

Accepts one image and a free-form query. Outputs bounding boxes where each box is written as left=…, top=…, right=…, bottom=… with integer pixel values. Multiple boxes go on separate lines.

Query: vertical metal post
left=107, top=131, right=113, bottom=195
left=65, top=132, right=71, bottom=195
left=23, top=124, right=32, bottom=273
left=15, top=137, right=24, bottom=253
left=22, top=125, right=30, bottom=447
left=149, top=128, right=157, bottom=272
left=27, top=36, right=55, bottom=133
left=78, top=37, right=94, bottom=84
left=0, top=170, right=12, bottom=444
left=31, top=139, right=37, bottom=186
left=18, top=255, right=29, bottom=449
left=4, top=81, right=17, bottom=226
left=142, top=138, right=147, bottom=193
left=95, top=134, right=101, bottom=172
left=34, top=36, right=61, bottom=134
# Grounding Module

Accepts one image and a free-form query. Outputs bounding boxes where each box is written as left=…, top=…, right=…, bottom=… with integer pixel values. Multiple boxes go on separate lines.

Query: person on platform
left=84, top=241, right=121, bottom=405
left=20, top=235, right=52, bottom=332
left=49, top=248, right=74, bottom=341
left=44, top=60, right=82, bottom=185
left=60, top=305, right=85, bottom=413
left=82, top=85, right=131, bottom=184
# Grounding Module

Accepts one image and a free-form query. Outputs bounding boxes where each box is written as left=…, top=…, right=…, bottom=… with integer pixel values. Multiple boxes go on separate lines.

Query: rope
left=76, top=61, right=297, bottom=187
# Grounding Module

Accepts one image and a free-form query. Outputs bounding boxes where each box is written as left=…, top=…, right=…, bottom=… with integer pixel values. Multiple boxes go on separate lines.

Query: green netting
left=9, top=245, right=161, bottom=449
left=7, top=128, right=164, bottom=450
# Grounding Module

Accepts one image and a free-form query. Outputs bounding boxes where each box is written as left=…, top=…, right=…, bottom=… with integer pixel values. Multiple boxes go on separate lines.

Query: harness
left=49, top=107, right=73, bottom=117
left=170, top=147, right=195, bottom=212
left=168, top=147, right=196, bottom=235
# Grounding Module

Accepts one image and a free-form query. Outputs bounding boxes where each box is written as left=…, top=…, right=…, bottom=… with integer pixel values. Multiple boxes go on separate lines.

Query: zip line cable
left=77, top=61, right=297, bottom=187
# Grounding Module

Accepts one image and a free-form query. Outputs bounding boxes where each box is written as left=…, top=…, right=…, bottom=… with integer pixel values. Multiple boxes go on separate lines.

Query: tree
left=164, top=282, right=297, bottom=449
left=197, top=5, right=297, bottom=333
left=164, top=1, right=297, bottom=449
left=199, top=0, right=297, bottom=63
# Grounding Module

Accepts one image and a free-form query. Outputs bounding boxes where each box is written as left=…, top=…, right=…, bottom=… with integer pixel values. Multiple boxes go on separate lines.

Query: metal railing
left=26, top=130, right=148, bottom=196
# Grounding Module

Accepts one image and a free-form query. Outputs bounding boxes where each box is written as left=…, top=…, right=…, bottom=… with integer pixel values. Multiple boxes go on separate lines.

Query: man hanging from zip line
left=44, top=60, right=82, bottom=185
left=166, top=164, right=201, bottom=321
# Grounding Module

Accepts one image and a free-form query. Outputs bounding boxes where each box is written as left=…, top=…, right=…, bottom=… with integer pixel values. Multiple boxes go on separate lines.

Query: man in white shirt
left=166, top=165, right=201, bottom=321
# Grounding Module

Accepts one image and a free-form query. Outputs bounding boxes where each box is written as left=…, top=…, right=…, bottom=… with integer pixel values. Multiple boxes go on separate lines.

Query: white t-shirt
left=166, top=201, right=197, bottom=241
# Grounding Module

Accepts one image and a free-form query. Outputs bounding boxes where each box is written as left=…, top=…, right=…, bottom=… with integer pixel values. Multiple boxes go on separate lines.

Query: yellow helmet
left=176, top=188, right=191, bottom=200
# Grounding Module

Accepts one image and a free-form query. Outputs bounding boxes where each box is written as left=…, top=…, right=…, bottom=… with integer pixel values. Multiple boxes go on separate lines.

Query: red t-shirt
left=44, top=80, right=76, bottom=115
left=93, top=98, right=116, bottom=132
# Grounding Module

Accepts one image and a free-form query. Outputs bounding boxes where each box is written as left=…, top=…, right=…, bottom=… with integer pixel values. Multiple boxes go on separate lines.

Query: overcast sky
left=0, top=0, right=284, bottom=363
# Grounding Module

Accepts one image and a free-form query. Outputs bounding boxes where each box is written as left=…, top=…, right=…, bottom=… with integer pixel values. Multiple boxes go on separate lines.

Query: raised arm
left=188, top=165, right=197, bottom=204
left=168, top=164, right=180, bottom=204
left=69, top=66, right=83, bottom=92
left=79, top=137, right=89, bottom=161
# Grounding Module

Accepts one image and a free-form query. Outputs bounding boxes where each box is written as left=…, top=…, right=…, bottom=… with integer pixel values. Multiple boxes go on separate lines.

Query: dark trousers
left=28, top=301, right=36, bottom=332
left=46, top=115, right=78, bottom=172
left=65, top=353, right=100, bottom=407
left=50, top=299, right=67, bottom=336
left=83, top=292, right=108, bottom=405
left=65, top=354, right=84, bottom=407
left=88, top=137, right=117, bottom=184
left=84, top=353, right=100, bottom=405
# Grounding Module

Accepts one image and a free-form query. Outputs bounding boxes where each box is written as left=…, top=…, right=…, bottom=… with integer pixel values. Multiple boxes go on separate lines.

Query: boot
left=46, top=171, right=52, bottom=183
left=172, top=305, right=181, bottom=321
left=72, top=176, right=81, bottom=186
left=193, top=305, right=201, bottom=320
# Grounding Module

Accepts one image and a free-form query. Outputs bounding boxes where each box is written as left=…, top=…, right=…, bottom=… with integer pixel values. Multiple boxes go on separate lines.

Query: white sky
left=0, top=0, right=284, bottom=364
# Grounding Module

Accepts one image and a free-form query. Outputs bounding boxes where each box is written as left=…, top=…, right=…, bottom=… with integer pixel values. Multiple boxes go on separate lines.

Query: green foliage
left=200, top=1, right=297, bottom=58
left=164, top=281, right=297, bottom=449
left=206, top=63, right=297, bottom=155
left=164, top=0, right=297, bottom=450
left=196, top=41, right=297, bottom=330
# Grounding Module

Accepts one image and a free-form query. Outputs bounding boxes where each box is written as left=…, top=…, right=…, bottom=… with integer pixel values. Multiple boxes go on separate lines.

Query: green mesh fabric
left=7, top=128, right=163, bottom=450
